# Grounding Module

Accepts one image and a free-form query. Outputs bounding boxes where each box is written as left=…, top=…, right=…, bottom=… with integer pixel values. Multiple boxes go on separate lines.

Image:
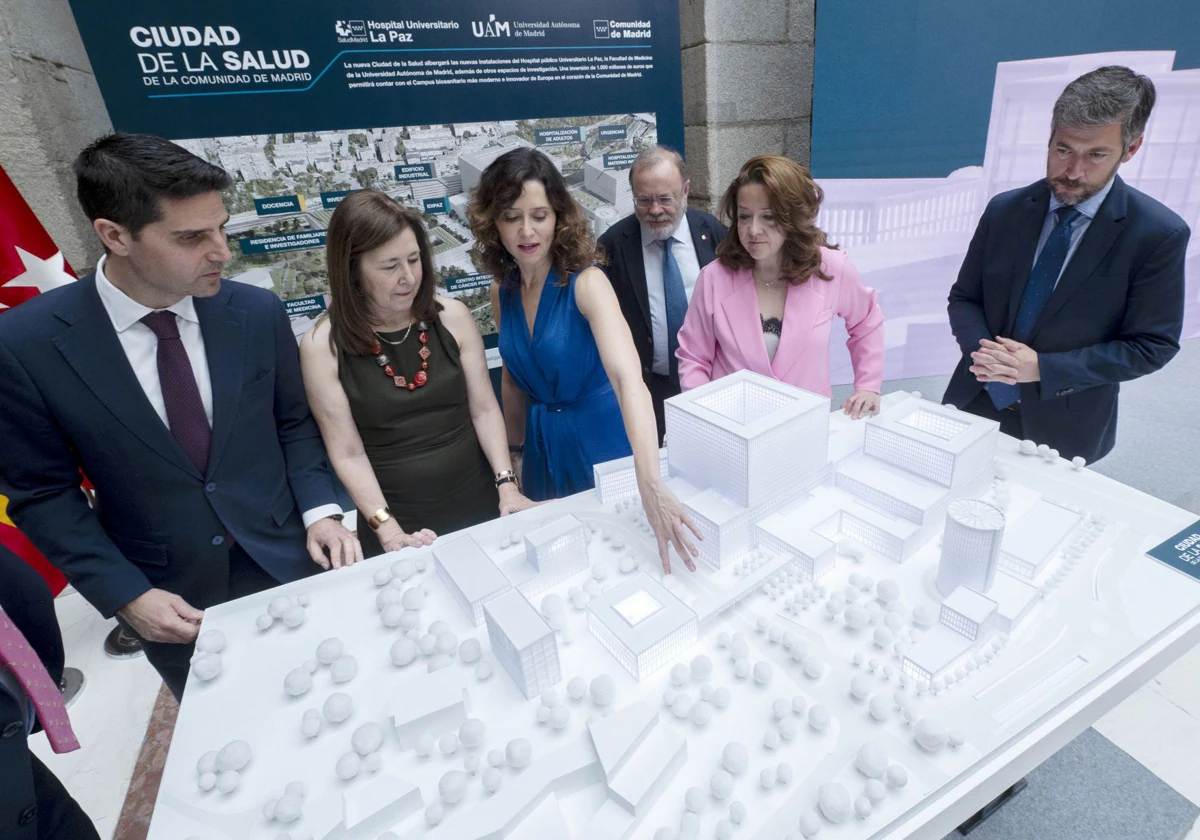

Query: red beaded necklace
left=370, top=321, right=431, bottom=390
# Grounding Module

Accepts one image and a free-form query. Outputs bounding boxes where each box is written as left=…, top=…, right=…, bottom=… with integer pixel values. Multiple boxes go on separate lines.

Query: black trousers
left=121, top=543, right=281, bottom=701
left=961, top=388, right=1025, bottom=440
left=648, top=371, right=681, bottom=447
left=0, top=691, right=99, bottom=840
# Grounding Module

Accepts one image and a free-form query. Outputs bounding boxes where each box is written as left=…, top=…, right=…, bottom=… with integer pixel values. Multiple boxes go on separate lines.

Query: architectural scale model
left=148, top=374, right=1200, bottom=840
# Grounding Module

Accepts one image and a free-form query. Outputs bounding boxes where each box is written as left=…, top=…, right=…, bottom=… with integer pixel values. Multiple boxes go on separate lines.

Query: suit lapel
left=1028, top=179, right=1128, bottom=342
left=719, top=269, right=771, bottom=373
left=52, top=278, right=202, bottom=479
left=687, top=210, right=718, bottom=266
left=773, top=280, right=829, bottom=382
left=1004, top=185, right=1053, bottom=337
left=195, top=291, right=247, bottom=478
left=620, top=224, right=652, bottom=333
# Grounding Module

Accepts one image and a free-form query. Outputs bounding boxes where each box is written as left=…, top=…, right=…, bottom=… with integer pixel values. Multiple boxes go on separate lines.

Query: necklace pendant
left=384, top=364, right=395, bottom=377
left=370, top=340, right=382, bottom=355
left=407, top=382, right=416, bottom=391
left=393, top=375, right=407, bottom=388
left=420, top=360, right=428, bottom=370
left=418, top=346, right=431, bottom=361
left=418, top=331, right=429, bottom=345
left=414, top=370, right=428, bottom=386
left=375, top=353, right=390, bottom=367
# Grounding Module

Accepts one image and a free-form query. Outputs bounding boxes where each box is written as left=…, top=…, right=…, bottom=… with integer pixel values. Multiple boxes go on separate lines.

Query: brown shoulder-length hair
left=324, top=190, right=440, bottom=357
left=716, top=154, right=836, bottom=284
left=466, top=147, right=604, bottom=288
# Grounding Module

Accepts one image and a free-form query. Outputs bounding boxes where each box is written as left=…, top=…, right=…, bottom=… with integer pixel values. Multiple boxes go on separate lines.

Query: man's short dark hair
left=74, top=133, right=233, bottom=236
left=1052, top=66, right=1157, bottom=150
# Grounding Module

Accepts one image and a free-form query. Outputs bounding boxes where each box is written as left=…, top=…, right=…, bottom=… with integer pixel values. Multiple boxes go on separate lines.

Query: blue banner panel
left=67, top=1, right=683, bottom=348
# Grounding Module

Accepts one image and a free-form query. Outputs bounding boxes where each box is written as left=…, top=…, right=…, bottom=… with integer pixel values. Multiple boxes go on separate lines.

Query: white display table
left=148, top=389, right=1200, bottom=840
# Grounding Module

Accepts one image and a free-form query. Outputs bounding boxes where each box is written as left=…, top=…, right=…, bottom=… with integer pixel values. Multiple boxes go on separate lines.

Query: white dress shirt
left=94, top=257, right=340, bottom=528
left=1035, top=175, right=1116, bottom=289
left=642, top=213, right=702, bottom=376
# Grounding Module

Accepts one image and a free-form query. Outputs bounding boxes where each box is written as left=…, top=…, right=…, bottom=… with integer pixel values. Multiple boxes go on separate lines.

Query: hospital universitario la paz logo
left=472, top=14, right=511, bottom=38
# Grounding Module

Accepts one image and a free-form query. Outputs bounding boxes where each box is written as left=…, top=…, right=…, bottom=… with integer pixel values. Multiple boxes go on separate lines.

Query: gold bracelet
left=367, top=508, right=392, bottom=530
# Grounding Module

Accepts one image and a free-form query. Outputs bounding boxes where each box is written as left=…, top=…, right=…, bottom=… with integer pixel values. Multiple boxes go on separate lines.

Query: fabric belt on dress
left=527, top=382, right=617, bottom=494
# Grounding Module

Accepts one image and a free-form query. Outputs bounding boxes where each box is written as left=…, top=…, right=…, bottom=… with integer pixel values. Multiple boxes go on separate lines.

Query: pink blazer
left=676, top=247, right=884, bottom=396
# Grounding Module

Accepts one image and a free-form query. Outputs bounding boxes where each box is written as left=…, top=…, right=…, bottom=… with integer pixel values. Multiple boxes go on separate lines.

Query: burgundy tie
left=141, top=311, right=211, bottom=473
left=0, top=610, right=79, bottom=753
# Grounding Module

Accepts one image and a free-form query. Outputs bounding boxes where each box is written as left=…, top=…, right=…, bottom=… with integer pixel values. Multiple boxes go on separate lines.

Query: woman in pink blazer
left=676, top=155, right=885, bottom=418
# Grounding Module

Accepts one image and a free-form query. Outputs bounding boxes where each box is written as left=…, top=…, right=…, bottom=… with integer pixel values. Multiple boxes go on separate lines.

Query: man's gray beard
left=640, top=218, right=679, bottom=242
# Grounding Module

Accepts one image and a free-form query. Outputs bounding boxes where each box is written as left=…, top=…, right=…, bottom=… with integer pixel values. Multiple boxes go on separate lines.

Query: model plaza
left=146, top=371, right=1200, bottom=839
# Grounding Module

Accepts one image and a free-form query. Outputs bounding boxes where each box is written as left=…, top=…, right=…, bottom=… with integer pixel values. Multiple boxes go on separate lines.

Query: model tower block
left=864, top=398, right=997, bottom=491
left=520, top=515, right=588, bottom=597
left=484, top=590, right=561, bottom=701
left=587, top=572, right=698, bottom=681
left=664, top=370, right=830, bottom=509
left=936, top=499, right=1006, bottom=596
left=433, top=535, right=512, bottom=626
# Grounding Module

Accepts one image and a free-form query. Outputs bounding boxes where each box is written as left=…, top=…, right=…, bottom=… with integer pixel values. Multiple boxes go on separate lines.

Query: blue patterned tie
left=987, top=207, right=1082, bottom=410
left=661, top=237, right=687, bottom=376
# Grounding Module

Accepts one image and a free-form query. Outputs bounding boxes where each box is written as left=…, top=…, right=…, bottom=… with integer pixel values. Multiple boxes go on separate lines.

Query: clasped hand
left=970, top=337, right=1040, bottom=385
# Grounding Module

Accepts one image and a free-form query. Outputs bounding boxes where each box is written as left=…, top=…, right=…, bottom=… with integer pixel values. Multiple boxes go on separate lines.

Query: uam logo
left=593, top=19, right=611, bottom=38
left=471, top=14, right=511, bottom=38
left=335, top=20, right=367, bottom=41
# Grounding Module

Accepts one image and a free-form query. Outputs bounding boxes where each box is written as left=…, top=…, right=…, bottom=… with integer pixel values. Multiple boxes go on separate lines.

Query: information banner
left=67, top=1, right=682, bottom=343
left=1148, top=520, right=1200, bottom=582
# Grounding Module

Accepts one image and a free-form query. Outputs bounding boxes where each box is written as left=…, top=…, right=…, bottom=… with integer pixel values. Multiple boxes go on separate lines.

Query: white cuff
left=301, top=504, right=344, bottom=529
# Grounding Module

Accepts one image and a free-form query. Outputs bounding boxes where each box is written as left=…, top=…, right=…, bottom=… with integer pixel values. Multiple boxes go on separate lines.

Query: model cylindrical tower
left=936, top=499, right=1005, bottom=597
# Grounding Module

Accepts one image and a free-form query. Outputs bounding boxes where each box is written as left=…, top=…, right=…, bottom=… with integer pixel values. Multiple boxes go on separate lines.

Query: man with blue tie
left=945, top=66, right=1190, bottom=463
left=0, top=134, right=361, bottom=700
left=599, top=147, right=726, bottom=443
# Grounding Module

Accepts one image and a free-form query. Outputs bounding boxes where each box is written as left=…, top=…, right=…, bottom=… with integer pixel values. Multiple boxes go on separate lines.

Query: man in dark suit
left=945, top=66, right=1189, bottom=464
left=599, top=146, right=726, bottom=442
left=0, top=133, right=361, bottom=700
left=0, top=543, right=99, bottom=839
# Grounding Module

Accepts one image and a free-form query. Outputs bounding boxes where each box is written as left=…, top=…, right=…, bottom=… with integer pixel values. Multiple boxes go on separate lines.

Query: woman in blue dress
left=470, top=148, right=700, bottom=574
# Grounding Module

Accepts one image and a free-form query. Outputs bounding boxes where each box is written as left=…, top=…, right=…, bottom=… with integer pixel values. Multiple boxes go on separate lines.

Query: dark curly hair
left=717, top=154, right=836, bottom=284
left=466, top=147, right=604, bottom=288
left=324, top=190, right=440, bottom=357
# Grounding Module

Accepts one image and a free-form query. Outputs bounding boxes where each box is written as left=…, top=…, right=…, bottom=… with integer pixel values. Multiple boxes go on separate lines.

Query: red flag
left=0, top=164, right=79, bottom=595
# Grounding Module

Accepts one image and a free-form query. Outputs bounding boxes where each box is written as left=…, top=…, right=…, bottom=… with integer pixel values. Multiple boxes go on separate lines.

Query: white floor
left=28, top=584, right=1200, bottom=839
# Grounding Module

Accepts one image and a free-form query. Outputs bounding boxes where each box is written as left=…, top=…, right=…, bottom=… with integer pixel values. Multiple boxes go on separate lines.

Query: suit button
left=18, top=805, right=36, bottom=825
left=1, top=721, right=24, bottom=738
left=211, top=535, right=225, bottom=546
left=205, top=482, right=217, bottom=493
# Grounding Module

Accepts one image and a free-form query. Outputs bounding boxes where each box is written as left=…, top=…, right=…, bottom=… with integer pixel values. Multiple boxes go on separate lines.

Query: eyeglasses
left=634, top=192, right=683, bottom=210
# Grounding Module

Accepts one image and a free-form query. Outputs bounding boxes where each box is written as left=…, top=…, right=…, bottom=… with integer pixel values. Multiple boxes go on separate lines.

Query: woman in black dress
left=300, top=191, right=534, bottom=558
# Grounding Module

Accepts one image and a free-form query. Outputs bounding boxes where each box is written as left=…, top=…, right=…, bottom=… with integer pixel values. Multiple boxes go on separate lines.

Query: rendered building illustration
left=812, top=50, right=1200, bottom=385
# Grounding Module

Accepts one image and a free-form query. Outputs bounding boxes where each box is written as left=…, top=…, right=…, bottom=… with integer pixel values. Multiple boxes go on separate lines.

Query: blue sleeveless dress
left=498, top=268, right=632, bottom=501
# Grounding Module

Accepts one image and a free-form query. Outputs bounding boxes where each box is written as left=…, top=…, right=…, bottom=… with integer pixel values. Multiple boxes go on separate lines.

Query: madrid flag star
left=0, top=163, right=76, bottom=594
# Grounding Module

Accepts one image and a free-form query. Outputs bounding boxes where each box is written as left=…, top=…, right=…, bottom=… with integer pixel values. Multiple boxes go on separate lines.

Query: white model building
left=521, top=515, right=587, bottom=596
left=484, top=590, right=561, bottom=701
left=594, top=449, right=669, bottom=504
left=433, top=535, right=512, bottom=626
left=939, top=587, right=1000, bottom=641
left=864, top=398, right=997, bottom=490
left=999, top=500, right=1081, bottom=580
left=665, top=370, right=830, bottom=509
left=936, top=499, right=1006, bottom=596
left=587, top=572, right=698, bottom=681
